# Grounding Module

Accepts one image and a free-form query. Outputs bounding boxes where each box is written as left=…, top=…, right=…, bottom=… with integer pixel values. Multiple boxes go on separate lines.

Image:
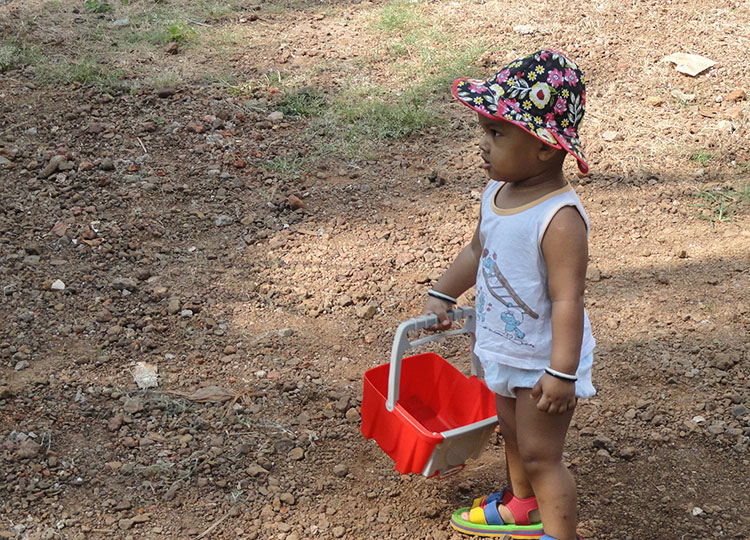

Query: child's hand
left=422, top=297, right=453, bottom=331
left=530, top=374, right=577, bottom=414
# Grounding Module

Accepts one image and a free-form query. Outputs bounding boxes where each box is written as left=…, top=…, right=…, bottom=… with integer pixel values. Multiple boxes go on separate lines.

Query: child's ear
left=537, top=142, right=564, bottom=164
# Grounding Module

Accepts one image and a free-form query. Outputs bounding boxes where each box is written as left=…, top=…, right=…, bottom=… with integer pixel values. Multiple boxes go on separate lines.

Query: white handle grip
left=385, top=307, right=477, bottom=412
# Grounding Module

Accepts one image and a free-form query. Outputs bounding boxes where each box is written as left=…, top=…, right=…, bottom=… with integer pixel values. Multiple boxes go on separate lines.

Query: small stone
left=725, top=88, right=746, bottom=102
left=268, top=111, right=284, bottom=123
left=618, top=446, right=637, bottom=460
left=165, top=42, right=179, bottom=55
left=332, top=526, right=346, bottom=538
left=14, top=359, right=30, bottom=371
left=356, top=304, right=378, bottom=320
left=123, top=397, right=144, bottom=414
left=279, top=493, right=295, bottom=505
left=113, top=278, right=138, bottom=292
left=215, top=215, right=233, bottom=227
left=156, top=87, right=176, bottom=98
left=333, top=464, right=348, bottom=477
left=108, top=413, right=125, bottom=432
left=645, top=96, right=664, bottom=106
left=289, top=447, right=305, bottom=461
left=118, top=518, right=134, bottom=530
left=180, top=309, right=194, bottom=318
left=288, top=194, right=305, bottom=211
left=16, top=439, right=42, bottom=459
left=247, top=463, right=268, bottom=476
left=586, top=267, right=601, bottom=282
left=39, top=154, right=65, bottom=178
left=50, top=279, right=66, bottom=290
left=601, top=130, right=623, bottom=142
left=166, top=297, right=181, bottom=315
left=730, top=405, right=748, bottom=418
left=345, top=407, right=361, bottom=423
left=186, top=121, right=205, bottom=134
left=100, top=158, right=115, bottom=171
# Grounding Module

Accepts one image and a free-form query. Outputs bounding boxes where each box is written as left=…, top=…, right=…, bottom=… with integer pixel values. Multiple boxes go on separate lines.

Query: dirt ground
left=1, top=0, right=749, bottom=539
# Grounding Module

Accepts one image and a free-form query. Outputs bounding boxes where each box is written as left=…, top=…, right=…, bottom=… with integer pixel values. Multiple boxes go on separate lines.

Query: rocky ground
left=1, top=0, right=749, bottom=539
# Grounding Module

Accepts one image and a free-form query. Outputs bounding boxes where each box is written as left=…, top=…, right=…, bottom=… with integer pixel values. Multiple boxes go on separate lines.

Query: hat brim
left=452, top=78, right=589, bottom=174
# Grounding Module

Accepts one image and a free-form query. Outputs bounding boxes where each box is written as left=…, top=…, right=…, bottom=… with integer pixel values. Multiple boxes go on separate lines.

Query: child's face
left=477, top=114, right=545, bottom=183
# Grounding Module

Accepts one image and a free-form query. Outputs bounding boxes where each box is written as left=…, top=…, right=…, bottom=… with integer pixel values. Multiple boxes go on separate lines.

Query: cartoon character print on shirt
left=479, top=249, right=539, bottom=347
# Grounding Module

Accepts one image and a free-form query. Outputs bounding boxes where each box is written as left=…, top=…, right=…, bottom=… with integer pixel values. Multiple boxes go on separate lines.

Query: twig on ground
left=196, top=505, right=237, bottom=539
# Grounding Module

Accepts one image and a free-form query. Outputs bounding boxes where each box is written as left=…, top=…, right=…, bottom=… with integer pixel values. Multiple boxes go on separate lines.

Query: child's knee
left=518, top=448, right=561, bottom=477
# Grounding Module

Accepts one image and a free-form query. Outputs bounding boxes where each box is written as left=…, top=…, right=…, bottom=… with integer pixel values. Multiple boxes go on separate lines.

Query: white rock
left=132, top=361, right=159, bottom=389
left=50, top=279, right=66, bottom=290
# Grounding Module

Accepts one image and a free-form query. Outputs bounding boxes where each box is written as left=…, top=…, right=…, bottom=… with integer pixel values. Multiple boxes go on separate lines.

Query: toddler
left=422, top=49, right=595, bottom=540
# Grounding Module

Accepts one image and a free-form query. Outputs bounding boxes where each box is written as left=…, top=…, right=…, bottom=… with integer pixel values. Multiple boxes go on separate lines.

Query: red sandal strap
left=504, top=494, right=539, bottom=525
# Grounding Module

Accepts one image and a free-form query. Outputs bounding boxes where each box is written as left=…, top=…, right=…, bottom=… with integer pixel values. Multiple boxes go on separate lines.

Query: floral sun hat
left=453, top=49, right=589, bottom=173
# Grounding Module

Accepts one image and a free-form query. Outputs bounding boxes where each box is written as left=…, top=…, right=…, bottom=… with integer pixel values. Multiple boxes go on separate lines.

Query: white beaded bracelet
left=545, top=366, right=578, bottom=382
left=427, top=289, right=457, bottom=304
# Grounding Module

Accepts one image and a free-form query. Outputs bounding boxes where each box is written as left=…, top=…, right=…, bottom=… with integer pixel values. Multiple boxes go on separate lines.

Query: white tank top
left=474, top=181, right=596, bottom=370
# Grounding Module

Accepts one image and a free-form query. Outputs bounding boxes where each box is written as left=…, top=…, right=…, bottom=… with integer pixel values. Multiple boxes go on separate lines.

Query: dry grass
left=1, top=0, right=748, bottom=181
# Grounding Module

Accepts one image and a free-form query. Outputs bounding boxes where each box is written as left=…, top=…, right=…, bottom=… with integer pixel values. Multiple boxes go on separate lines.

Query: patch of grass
left=37, top=57, right=125, bottom=89
left=690, top=180, right=750, bottom=225
left=0, top=40, right=40, bottom=73
left=277, top=88, right=328, bottom=118
left=336, top=90, right=435, bottom=139
left=690, top=148, right=714, bottom=164
left=376, top=0, right=424, bottom=35
left=259, top=153, right=306, bottom=176
left=84, top=0, right=113, bottom=13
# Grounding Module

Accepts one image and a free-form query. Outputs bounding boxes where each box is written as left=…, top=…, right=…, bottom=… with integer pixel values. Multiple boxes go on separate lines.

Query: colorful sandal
left=471, top=486, right=513, bottom=509
left=450, top=494, right=543, bottom=539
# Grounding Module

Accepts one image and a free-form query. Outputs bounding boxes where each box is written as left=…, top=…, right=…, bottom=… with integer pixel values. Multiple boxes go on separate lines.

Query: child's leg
left=462, top=394, right=541, bottom=524
left=515, top=388, right=577, bottom=540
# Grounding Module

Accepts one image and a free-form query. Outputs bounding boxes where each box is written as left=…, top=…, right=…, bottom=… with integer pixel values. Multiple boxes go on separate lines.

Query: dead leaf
left=698, top=108, right=719, bottom=118
left=185, top=385, right=235, bottom=403
left=662, top=52, right=716, bottom=77
left=80, top=238, right=104, bottom=247
left=51, top=221, right=70, bottom=237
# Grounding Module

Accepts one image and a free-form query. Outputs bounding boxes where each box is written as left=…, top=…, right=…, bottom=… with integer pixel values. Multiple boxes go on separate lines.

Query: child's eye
left=491, top=129, right=502, bottom=137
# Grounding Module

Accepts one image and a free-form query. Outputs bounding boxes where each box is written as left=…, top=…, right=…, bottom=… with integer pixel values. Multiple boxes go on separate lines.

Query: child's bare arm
left=422, top=220, right=482, bottom=328
left=532, top=206, right=588, bottom=413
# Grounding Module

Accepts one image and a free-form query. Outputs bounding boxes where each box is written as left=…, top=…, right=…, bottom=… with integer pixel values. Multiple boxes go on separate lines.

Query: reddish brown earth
left=1, top=0, right=749, bottom=539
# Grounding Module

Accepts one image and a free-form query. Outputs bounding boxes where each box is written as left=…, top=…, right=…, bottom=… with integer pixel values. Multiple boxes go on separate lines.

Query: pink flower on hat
left=547, top=69, right=564, bottom=88
left=544, top=112, right=557, bottom=128
left=564, top=68, right=578, bottom=85
left=553, top=96, right=567, bottom=115
left=503, top=98, right=521, bottom=113
left=563, top=126, right=577, bottom=137
left=495, top=69, right=511, bottom=83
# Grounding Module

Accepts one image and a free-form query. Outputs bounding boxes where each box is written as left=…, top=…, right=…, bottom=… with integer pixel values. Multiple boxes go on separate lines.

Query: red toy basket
left=361, top=307, right=498, bottom=478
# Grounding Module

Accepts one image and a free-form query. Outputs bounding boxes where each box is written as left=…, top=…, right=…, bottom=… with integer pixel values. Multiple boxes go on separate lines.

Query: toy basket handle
left=386, top=307, right=478, bottom=412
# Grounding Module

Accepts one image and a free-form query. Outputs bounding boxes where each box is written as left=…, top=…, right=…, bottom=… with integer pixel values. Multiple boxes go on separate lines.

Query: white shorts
left=482, top=352, right=596, bottom=399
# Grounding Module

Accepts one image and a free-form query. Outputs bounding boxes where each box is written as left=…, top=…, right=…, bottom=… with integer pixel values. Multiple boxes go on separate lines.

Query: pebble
left=50, top=279, right=66, bottom=290
left=166, top=297, right=181, bottom=315
left=14, top=360, right=30, bottom=371
left=345, top=407, right=361, bottom=423
left=215, top=215, right=233, bottom=227
left=289, top=447, right=305, bottom=461
left=16, top=439, right=42, bottom=459
left=156, top=87, right=176, bottom=98
left=356, top=304, right=377, bottom=320
left=123, top=397, right=144, bottom=414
